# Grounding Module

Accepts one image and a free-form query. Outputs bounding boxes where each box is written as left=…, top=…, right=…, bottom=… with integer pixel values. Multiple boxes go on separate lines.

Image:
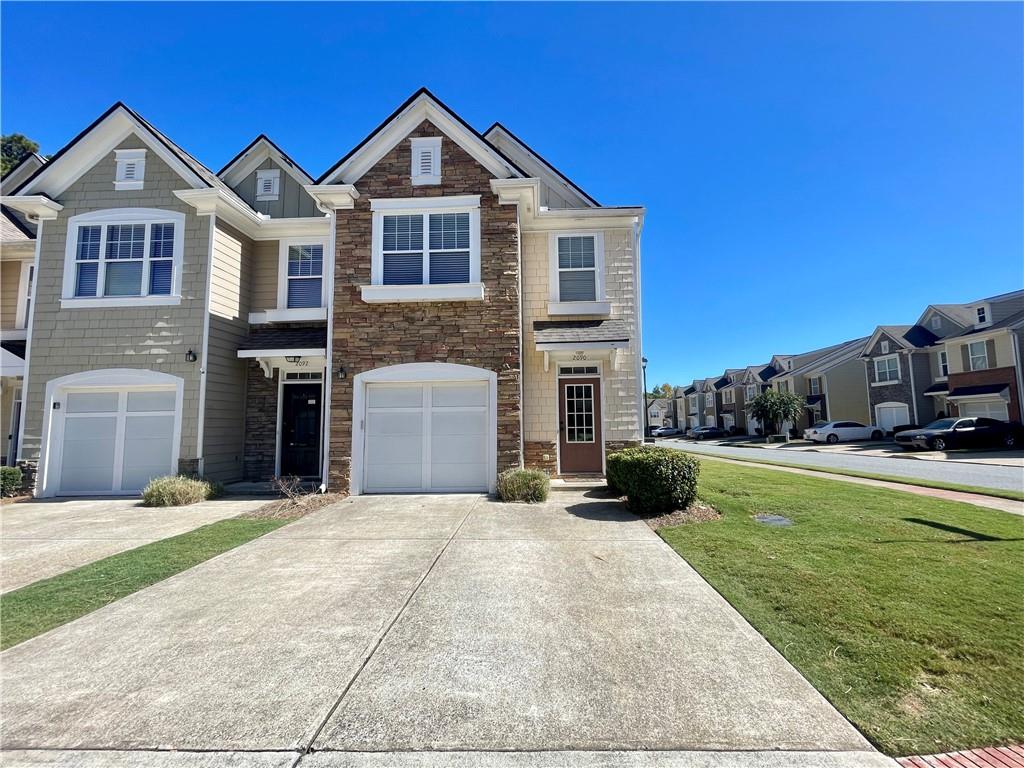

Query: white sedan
left=804, top=421, right=884, bottom=444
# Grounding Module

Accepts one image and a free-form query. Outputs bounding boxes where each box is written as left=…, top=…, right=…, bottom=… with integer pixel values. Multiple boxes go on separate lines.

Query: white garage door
left=364, top=382, right=489, bottom=493
left=59, top=389, right=177, bottom=495
left=958, top=399, right=1009, bottom=421
left=875, top=403, right=910, bottom=432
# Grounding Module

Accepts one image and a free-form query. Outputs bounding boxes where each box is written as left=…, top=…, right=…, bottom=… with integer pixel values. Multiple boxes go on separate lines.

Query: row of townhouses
left=0, top=89, right=645, bottom=497
left=653, top=289, right=1024, bottom=435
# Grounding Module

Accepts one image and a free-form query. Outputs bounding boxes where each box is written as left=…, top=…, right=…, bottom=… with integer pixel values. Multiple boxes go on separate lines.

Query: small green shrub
left=1, top=466, right=23, bottom=497
left=141, top=475, right=219, bottom=507
left=606, top=446, right=700, bottom=516
left=496, top=467, right=550, bottom=503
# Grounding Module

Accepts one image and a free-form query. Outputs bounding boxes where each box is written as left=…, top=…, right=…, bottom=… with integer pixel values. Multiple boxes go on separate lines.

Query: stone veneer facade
left=328, top=121, right=522, bottom=490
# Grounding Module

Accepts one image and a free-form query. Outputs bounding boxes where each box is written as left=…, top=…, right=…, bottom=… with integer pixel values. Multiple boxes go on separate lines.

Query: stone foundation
left=524, top=441, right=558, bottom=477
left=177, top=459, right=200, bottom=477
left=15, top=460, right=37, bottom=496
left=243, top=362, right=278, bottom=481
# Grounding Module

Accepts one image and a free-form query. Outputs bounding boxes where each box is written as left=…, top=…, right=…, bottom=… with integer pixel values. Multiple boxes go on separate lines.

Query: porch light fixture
left=185, top=349, right=198, bottom=363
left=285, top=356, right=301, bottom=364
left=337, top=366, right=347, bottom=380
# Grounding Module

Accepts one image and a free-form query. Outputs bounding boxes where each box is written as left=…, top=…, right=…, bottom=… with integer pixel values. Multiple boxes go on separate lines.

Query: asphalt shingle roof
left=238, top=327, right=327, bottom=351
left=532, top=320, right=630, bottom=344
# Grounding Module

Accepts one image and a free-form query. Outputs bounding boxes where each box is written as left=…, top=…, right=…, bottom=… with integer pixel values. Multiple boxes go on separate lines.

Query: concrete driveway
left=0, top=496, right=267, bottom=593
left=0, top=492, right=893, bottom=767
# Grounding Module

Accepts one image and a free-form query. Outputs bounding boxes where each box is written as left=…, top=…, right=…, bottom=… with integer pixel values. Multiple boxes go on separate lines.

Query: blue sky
left=3, top=2, right=1021, bottom=389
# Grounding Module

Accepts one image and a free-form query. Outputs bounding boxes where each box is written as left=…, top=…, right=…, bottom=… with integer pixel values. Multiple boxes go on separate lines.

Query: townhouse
left=736, top=363, right=774, bottom=434
left=647, top=397, right=673, bottom=428
left=769, top=343, right=859, bottom=433
left=1, top=89, right=645, bottom=497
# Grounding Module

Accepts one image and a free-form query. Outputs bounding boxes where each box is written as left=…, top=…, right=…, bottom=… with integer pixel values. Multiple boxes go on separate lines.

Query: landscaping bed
left=658, top=460, right=1024, bottom=756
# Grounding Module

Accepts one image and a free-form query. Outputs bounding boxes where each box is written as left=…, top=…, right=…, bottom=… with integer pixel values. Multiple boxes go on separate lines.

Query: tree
left=648, top=383, right=674, bottom=399
left=748, top=389, right=806, bottom=442
left=1, top=134, right=40, bottom=177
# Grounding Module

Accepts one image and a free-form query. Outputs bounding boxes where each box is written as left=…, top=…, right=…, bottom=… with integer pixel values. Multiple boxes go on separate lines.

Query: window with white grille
left=874, top=355, right=900, bottom=383
left=746, top=384, right=757, bottom=400
left=114, top=149, right=146, bottom=190
left=930, top=316, right=941, bottom=331
left=411, top=137, right=441, bottom=185
left=285, top=244, right=324, bottom=308
left=938, top=350, right=949, bottom=378
left=880, top=340, right=890, bottom=354
left=256, top=168, right=280, bottom=201
left=808, top=377, right=821, bottom=395
left=968, top=341, right=989, bottom=371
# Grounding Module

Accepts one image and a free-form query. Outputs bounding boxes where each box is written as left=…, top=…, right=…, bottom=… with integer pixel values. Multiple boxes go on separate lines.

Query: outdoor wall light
left=337, top=366, right=347, bottom=380
left=185, top=349, right=198, bottom=363
left=285, top=356, right=301, bottom=364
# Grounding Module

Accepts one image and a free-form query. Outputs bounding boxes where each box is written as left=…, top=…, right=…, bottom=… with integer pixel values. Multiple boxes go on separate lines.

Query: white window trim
left=548, top=231, right=606, bottom=313
left=114, top=149, right=146, bottom=191
left=880, top=341, right=890, bottom=354
left=61, top=208, right=185, bottom=308
left=974, top=304, right=991, bottom=328
left=275, top=373, right=325, bottom=478
left=277, top=236, right=329, bottom=312
left=937, top=350, right=949, bottom=380
left=723, top=389, right=735, bottom=404
left=746, top=384, right=758, bottom=400
left=968, top=340, right=989, bottom=371
left=14, top=258, right=33, bottom=329
left=808, top=377, right=821, bottom=395
left=873, top=354, right=901, bottom=385
left=256, top=168, right=281, bottom=201
left=364, top=196, right=482, bottom=303
left=410, top=137, right=441, bottom=186
left=930, top=315, right=942, bottom=331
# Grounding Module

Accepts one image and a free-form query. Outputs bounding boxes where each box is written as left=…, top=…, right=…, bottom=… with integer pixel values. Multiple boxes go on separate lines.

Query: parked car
left=804, top=421, right=884, bottom=444
left=688, top=425, right=727, bottom=440
left=651, top=426, right=682, bottom=437
left=895, top=417, right=1022, bottom=451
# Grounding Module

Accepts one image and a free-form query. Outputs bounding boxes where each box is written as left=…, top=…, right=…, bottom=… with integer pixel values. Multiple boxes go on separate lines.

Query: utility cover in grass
left=754, top=513, right=793, bottom=526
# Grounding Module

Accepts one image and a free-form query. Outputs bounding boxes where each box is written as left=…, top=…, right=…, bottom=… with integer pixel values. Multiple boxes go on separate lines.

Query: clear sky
left=3, top=2, right=1021, bottom=389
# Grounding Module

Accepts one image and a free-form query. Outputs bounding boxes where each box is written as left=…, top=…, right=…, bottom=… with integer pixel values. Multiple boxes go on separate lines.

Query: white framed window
left=704, top=392, right=714, bottom=408
left=365, top=196, right=481, bottom=303
left=15, top=260, right=34, bottom=329
left=547, top=231, right=608, bottom=316
left=723, top=389, right=734, bottom=404
left=61, top=209, right=185, bottom=307
left=874, top=355, right=900, bottom=383
left=410, top=137, right=441, bottom=186
left=976, top=306, right=988, bottom=325
left=114, top=149, right=146, bottom=191
left=778, top=380, right=789, bottom=393
left=808, top=377, right=821, bottom=395
left=746, top=384, right=757, bottom=400
left=938, top=350, right=949, bottom=378
left=277, top=237, right=328, bottom=310
left=880, top=340, right=890, bottom=354
left=256, top=168, right=281, bottom=201
left=688, top=395, right=698, bottom=412
left=930, top=315, right=942, bottom=331
left=968, top=340, right=989, bottom=371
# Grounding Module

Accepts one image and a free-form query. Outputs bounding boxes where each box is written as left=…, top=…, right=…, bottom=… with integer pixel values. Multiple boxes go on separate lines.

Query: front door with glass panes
left=558, top=375, right=603, bottom=474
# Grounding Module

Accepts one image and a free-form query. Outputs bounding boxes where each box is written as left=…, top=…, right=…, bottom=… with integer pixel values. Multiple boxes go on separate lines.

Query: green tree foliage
left=749, top=389, right=806, bottom=440
left=1, top=134, right=40, bottom=177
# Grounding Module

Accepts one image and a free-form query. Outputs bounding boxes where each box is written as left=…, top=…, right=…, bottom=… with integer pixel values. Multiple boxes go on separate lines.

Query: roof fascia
left=219, top=135, right=314, bottom=188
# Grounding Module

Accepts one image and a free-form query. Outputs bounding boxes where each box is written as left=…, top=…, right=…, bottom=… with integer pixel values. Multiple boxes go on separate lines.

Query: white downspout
left=516, top=205, right=524, bottom=468
left=16, top=219, right=44, bottom=475
left=633, top=216, right=644, bottom=443
left=320, top=208, right=337, bottom=489
left=906, top=351, right=919, bottom=424
left=195, top=214, right=216, bottom=476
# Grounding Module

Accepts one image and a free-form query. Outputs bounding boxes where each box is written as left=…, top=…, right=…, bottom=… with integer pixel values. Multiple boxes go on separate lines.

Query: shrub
left=496, top=468, right=550, bottom=503
left=1, top=466, right=23, bottom=497
left=141, top=475, right=219, bottom=507
left=606, top=446, right=700, bottom=516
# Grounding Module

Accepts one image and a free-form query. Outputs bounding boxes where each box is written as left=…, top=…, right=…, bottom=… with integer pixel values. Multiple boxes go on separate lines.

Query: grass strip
left=674, top=447, right=1024, bottom=502
left=1, top=517, right=291, bottom=651
left=659, top=461, right=1024, bottom=755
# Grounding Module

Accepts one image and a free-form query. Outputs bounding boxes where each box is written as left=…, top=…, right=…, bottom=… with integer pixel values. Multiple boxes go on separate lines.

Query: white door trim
left=351, top=362, right=497, bottom=496
left=38, top=368, right=183, bottom=498
left=275, top=374, right=325, bottom=478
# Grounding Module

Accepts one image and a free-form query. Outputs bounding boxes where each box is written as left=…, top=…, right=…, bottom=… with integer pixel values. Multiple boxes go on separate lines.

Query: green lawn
left=659, top=460, right=1024, bottom=756
left=1, top=517, right=290, bottom=651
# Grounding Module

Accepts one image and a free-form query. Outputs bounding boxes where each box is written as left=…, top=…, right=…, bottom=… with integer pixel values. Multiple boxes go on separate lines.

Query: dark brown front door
left=558, top=377, right=603, bottom=474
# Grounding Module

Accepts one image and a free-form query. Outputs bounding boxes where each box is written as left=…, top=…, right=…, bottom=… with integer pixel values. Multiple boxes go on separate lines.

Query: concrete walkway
left=0, top=493, right=894, bottom=767
left=0, top=496, right=268, bottom=593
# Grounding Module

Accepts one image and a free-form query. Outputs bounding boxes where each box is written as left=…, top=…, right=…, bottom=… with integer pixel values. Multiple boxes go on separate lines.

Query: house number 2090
left=571, top=352, right=588, bottom=361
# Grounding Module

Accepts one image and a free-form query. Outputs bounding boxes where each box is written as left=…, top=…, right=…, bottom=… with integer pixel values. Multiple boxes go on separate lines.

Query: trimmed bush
left=141, top=475, right=220, bottom=507
left=1, top=466, right=23, bottom=497
left=606, top=446, right=700, bottom=516
left=496, top=468, right=550, bottom=503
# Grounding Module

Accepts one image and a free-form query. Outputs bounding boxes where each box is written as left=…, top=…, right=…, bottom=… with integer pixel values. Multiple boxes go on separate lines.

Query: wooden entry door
left=558, top=377, right=603, bottom=474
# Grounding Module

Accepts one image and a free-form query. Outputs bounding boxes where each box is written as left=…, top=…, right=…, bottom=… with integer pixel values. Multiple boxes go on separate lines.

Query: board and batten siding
left=232, top=158, right=318, bottom=219
left=201, top=221, right=252, bottom=481
left=19, top=135, right=209, bottom=474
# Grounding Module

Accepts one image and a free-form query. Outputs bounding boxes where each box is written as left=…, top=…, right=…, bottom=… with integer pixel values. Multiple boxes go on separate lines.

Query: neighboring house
left=0, top=153, right=46, bottom=466
left=736, top=363, right=773, bottom=435
left=769, top=344, right=850, bottom=432
left=860, top=324, right=943, bottom=431
left=647, top=397, right=672, bottom=427
left=715, top=368, right=743, bottom=432
left=700, top=376, right=719, bottom=427
left=781, top=336, right=871, bottom=427
left=2, top=89, right=645, bottom=496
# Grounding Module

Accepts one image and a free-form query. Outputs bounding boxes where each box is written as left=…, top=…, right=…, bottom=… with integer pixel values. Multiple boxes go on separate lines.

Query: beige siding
left=824, top=359, right=871, bottom=423
left=20, top=135, right=209, bottom=472
left=1, top=260, right=23, bottom=330
left=250, top=240, right=278, bottom=313
left=202, top=221, right=252, bottom=481
left=521, top=227, right=640, bottom=445
left=0, top=378, right=19, bottom=463
left=947, top=333, right=1013, bottom=374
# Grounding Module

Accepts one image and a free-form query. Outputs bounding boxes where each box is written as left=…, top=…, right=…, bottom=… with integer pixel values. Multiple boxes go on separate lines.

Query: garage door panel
left=66, top=392, right=119, bottom=414
left=123, top=415, right=174, bottom=466
left=365, top=461, right=422, bottom=491
left=366, top=434, right=423, bottom=465
left=431, top=461, right=487, bottom=490
left=60, top=417, right=117, bottom=492
left=432, top=384, right=487, bottom=408
left=127, top=390, right=176, bottom=412
left=431, top=410, right=486, bottom=437
left=367, top=385, right=423, bottom=409
left=432, top=433, right=487, bottom=463
left=367, top=411, right=423, bottom=437
left=959, top=400, right=1009, bottom=420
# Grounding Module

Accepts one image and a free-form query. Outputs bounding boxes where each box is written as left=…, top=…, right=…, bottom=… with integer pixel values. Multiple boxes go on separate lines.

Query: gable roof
left=788, top=337, right=870, bottom=377
left=950, top=308, right=1024, bottom=338
left=1, top=152, right=47, bottom=191
left=317, top=88, right=525, bottom=185
left=483, top=122, right=598, bottom=208
left=218, top=134, right=314, bottom=187
left=1, top=205, right=34, bottom=241
left=862, top=324, right=938, bottom=355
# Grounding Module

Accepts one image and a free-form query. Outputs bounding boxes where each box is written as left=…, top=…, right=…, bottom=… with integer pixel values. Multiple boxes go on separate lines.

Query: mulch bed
left=239, top=492, right=347, bottom=520
left=643, top=501, right=721, bottom=530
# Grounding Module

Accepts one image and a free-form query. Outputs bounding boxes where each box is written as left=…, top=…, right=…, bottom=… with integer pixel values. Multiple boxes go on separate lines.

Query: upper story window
left=880, top=340, right=890, bottom=354
left=256, top=169, right=280, bottom=201
left=114, top=149, right=146, bottom=191
left=363, top=196, right=482, bottom=304
left=967, top=340, right=989, bottom=371
left=976, top=306, right=988, bottom=325
left=15, top=261, right=34, bottom=329
left=62, top=209, right=185, bottom=307
left=704, top=392, right=714, bottom=408
left=808, top=377, right=821, bottom=395
left=688, top=395, right=698, bottom=411
left=547, top=231, right=609, bottom=316
left=930, top=315, right=942, bottom=331
left=938, top=350, right=949, bottom=378
left=723, top=388, right=735, bottom=404
left=279, top=239, right=327, bottom=309
left=778, top=380, right=789, bottom=393
left=746, top=384, right=757, bottom=400
left=874, top=355, right=900, bottom=383
left=410, top=137, right=441, bottom=186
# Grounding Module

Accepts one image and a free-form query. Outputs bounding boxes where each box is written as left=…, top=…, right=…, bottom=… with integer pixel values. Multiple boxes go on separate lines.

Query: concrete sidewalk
left=0, top=496, right=267, bottom=593
left=0, top=492, right=893, bottom=767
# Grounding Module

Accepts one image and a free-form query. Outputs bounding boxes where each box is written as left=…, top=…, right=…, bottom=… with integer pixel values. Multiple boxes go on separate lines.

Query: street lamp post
left=642, top=356, right=649, bottom=438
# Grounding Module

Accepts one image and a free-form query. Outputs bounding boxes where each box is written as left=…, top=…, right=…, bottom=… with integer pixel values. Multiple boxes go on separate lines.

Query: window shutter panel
left=985, top=339, right=997, bottom=368
left=960, top=344, right=970, bottom=371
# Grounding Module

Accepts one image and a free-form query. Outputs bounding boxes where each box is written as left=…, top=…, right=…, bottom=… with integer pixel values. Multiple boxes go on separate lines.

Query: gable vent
left=256, top=168, right=280, bottom=201
left=114, top=148, right=147, bottom=190
left=410, top=137, right=441, bottom=186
